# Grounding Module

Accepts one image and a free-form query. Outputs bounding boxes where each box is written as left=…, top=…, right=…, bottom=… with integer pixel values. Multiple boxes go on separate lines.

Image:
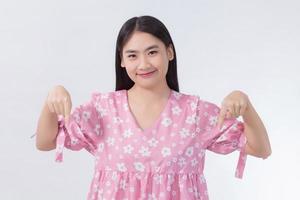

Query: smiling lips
left=137, top=70, right=157, bottom=75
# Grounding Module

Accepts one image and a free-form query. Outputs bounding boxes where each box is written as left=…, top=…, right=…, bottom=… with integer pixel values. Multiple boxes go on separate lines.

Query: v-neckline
left=124, top=89, right=173, bottom=133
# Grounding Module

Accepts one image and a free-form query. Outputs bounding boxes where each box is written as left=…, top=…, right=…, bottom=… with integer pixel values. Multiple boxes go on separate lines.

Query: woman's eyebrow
left=124, top=45, right=159, bottom=54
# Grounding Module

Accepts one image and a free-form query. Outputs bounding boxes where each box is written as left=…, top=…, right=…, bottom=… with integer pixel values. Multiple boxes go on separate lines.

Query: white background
left=0, top=0, right=299, bottom=199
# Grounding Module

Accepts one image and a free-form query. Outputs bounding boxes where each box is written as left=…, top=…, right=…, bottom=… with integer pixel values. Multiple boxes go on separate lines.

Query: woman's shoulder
left=89, top=89, right=118, bottom=97
left=177, top=90, right=220, bottom=111
left=88, top=89, right=125, bottom=103
left=174, top=90, right=201, bottom=104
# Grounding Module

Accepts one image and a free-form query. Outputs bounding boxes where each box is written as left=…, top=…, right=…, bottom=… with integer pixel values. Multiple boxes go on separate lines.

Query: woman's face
left=121, top=31, right=174, bottom=90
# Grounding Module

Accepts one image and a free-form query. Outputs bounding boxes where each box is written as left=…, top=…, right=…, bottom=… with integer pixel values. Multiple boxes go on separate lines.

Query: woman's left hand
left=217, top=90, right=250, bottom=129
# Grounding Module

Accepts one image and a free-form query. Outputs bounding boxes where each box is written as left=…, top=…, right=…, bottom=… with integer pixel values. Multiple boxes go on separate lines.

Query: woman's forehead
left=122, top=32, right=163, bottom=52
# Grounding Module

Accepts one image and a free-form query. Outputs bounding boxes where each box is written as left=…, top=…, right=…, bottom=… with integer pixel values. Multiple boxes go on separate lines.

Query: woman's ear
left=167, top=44, right=174, bottom=61
left=120, top=54, right=125, bottom=68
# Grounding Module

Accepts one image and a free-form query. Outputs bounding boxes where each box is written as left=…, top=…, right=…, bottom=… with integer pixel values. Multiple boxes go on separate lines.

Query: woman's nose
left=138, top=55, right=150, bottom=68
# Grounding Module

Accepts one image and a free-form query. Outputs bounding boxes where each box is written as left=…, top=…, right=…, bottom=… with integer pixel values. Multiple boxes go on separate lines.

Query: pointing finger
left=64, top=97, right=71, bottom=123
left=217, top=106, right=226, bottom=130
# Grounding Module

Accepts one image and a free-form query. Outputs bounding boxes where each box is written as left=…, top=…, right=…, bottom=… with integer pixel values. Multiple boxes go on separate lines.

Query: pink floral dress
left=55, top=89, right=247, bottom=200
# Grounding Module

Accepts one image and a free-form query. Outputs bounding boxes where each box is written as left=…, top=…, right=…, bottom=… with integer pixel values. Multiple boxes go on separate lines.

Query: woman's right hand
left=46, top=85, right=72, bottom=122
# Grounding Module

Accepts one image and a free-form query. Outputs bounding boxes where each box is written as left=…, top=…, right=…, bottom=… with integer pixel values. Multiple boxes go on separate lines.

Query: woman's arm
left=217, top=90, right=272, bottom=159
left=35, top=85, right=72, bottom=151
left=242, top=100, right=272, bottom=159
left=35, top=102, right=58, bottom=151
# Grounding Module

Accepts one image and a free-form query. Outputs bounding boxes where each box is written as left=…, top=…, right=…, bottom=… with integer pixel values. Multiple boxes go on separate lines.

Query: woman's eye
left=128, top=54, right=136, bottom=58
left=149, top=51, right=157, bottom=55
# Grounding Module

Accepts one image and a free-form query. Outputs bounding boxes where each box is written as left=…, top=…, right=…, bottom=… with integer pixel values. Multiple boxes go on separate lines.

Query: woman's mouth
left=137, top=70, right=157, bottom=78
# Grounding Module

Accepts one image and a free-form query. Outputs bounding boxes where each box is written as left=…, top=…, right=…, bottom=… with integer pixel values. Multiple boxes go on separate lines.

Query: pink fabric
left=55, top=89, right=247, bottom=200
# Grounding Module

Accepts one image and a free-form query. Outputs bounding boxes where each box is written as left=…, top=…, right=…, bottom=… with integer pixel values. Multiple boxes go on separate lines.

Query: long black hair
left=115, top=15, right=179, bottom=92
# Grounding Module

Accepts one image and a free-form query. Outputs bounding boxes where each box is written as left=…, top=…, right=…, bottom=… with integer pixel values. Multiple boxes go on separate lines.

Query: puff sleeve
left=197, top=99, right=248, bottom=179
left=55, top=92, right=104, bottom=162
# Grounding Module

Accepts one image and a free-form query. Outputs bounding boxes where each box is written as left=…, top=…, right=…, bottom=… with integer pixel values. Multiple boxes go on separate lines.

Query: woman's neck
left=128, top=84, right=171, bottom=107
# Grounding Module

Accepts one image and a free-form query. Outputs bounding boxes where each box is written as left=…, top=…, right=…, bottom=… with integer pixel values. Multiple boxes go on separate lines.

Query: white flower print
left=199, top=174, right=206, bottom=184
left=172, top=106, right=182, bottom=115
left=173, top=92, right=182, bottom=100
left=119, top=179, right=127, bottom=190
left=135, top=172, right=142, bottom=180
left=93, top=183, right=99, bottom=192
left=178, top=157, right=187, bottom=168
left=105, top=137, right=115, bottom=146
left=82, top=111, right=91, bottom=121
left=191, top=158, right=198, bottom=167
left=159, top=192, right=165, bottom=198
left=148, top=193, right=157, bottom=200
left=161, top=117, right=172, bottom=127
left=167, top=173, right=175, bottom=185
left=161, top=147, right=171, bottom=157
left=109, top=98, right=114, bottom=105
left=134, top=162, right=145, bottom=172
left=139, top=146, right=151, bottom=157
left=154, top=174, right=163, bottom=185
left=123, top=129, right=134, bottom=138
left=172, top=190, right=177, bottom=196
left=111, top=171, right=118, bottom=181
left=191, top=132, right=196, bottom=138
left=123, top=103, right=129, bottom=111
left=98, top=142, right=104, bottom=152
left=123, top=144, right=134, bottom=154
left=70, top=137, right=79, bottom=145
left=190, top=101, right=197, bottom=111
left=95, top=103, right=108, bottom=117
left=196, top=127, right=202, bottom=133
left=74, top=112, right=80, bottom=123
left=193, top=186, right=200, bottom=198
left=209, top=115, right=218, bottom=126
left=129, top=186, right=135, bottom=193
left=166, top=161, right=172, bottom=166
left=185, top=114, right=197, bottom=124
left=185, top=146, right=194, bottom=157
left=113, top=116, right=124, bottom=124
left=105, top=181, right=111, bottom=187
left=172, top=157, right=177, bottom=163
left=94, top=124, right=102, bottom=136
left=205, top=126, right=212, bottom=132
left=101, top=93, right=109, bottom=99
left=198, top=149, right=205, bottom=158
left=117, top=163, right=127, bottom=172
left=232, top=139, right=239, bottom=148
left=148, top=138, right=159, bottom=147
left=167, top=186, right=172, bottom=191
left=154, top=166, right=161, bottom=172
left=203, top=111, right=209, bottom=117
left=179, top=128, right=190, bottom=138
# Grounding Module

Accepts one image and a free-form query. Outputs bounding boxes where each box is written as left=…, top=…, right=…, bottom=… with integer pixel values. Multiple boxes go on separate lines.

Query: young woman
left=35, top=15, right=271, bottom=200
